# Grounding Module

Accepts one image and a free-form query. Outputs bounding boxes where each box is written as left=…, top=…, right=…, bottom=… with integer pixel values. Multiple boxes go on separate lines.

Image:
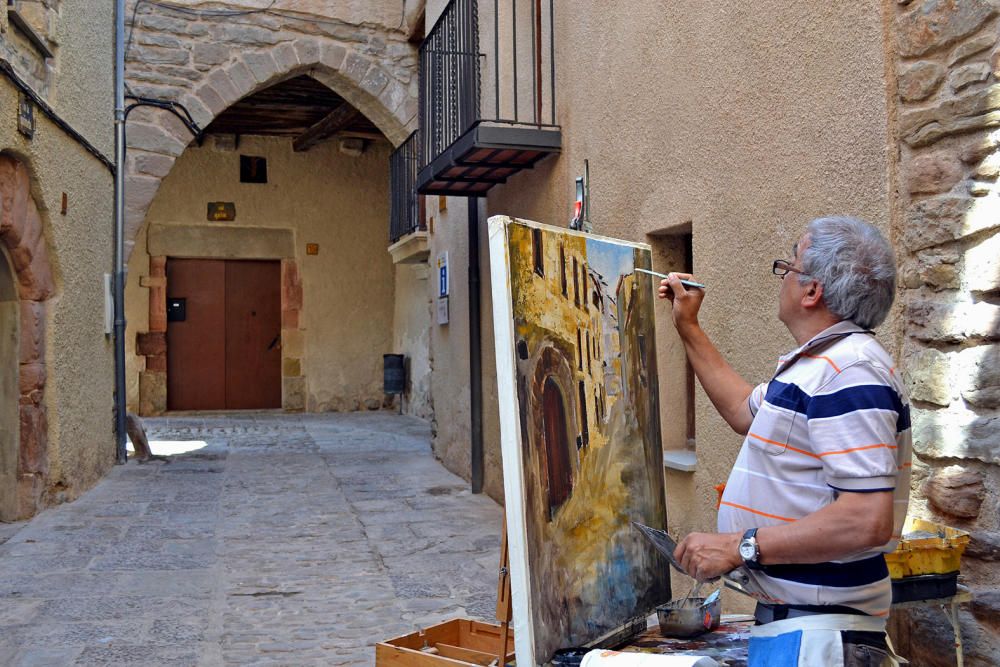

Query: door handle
left=267, top=335, right=280, bottom=351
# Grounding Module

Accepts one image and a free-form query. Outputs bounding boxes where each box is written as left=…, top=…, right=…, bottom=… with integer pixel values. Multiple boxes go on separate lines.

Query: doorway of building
left=542, top=376, right=572, bottom=516
left=166, top=258, right=282, bottom=410
left=0, top=248, right=19, bottom=520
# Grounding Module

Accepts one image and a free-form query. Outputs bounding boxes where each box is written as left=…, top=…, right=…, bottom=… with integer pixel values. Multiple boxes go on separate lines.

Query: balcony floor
left=416, top=122, right=561, bottom=196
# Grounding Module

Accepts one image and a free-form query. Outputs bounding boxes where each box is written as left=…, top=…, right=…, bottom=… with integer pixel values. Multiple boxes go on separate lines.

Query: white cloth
left=580, top=650, right=718, bottom=667
left=750, top=614, right=905, bottom=667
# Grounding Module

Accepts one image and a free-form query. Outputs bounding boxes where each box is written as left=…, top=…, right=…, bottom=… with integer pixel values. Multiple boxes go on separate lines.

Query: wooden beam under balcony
left=292, top=104, right=361, bottom=152
left=416, top=122, right=561, bottom=196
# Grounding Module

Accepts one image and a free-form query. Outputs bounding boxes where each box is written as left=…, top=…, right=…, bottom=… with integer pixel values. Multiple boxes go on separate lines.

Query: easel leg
left=496, top=514, right=512, bottom=666
left=943, top=601, right=963, bottom=667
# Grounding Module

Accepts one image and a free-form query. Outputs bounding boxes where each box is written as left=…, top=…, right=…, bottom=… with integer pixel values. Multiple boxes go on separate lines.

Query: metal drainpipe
left=113, top=0, right=128, bottom=464
left=469, top=198, right=484, bottom=494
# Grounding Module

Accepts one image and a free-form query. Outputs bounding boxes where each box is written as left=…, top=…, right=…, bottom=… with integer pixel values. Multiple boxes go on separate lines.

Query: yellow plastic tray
left=886, top=517, right=969, bottom=579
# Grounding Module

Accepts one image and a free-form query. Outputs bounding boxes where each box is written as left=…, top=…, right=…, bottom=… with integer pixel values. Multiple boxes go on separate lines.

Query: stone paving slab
left=0, top=413, right=504, bottom=666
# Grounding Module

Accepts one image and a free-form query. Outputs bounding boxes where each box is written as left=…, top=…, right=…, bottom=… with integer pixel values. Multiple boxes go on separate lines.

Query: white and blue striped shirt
left=718, top=320, right=912, bottom=616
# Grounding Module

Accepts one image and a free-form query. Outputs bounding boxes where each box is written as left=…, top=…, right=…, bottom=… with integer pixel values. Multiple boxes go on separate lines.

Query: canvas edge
left=507, top=216, right=653, bottom=252
left=487, top=214, right=539, bottom=666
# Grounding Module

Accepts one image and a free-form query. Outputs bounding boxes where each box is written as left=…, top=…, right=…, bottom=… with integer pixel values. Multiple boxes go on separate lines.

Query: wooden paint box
left=376, top=619, right=515, bottom=666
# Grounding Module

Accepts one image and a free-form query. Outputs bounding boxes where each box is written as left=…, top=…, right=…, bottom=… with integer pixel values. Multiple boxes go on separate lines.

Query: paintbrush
left=634, top=268, right=706, bottom=289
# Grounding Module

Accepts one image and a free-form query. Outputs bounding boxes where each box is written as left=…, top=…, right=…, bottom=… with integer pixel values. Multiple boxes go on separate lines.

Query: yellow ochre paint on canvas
left=502, top=221, right=669, bottom=663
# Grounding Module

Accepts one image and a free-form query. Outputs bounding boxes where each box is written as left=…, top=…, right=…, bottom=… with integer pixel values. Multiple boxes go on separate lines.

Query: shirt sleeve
left=806, top=362, right=903, bottom=492
left=747, top=381, right=768, bottom=417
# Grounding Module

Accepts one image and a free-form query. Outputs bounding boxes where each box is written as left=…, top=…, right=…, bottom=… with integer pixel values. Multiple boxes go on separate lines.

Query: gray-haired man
left=659, top=216, right=910, bottom=666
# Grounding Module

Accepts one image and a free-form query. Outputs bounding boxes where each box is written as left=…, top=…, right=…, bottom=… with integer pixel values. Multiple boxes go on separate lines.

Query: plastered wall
left=125, top=135, right=395, bottom=414
left=423, top=1, right=894, bottom=612
left=0, top=79, right=115, bottom=516
left=392, top=263, right=434, bottom=419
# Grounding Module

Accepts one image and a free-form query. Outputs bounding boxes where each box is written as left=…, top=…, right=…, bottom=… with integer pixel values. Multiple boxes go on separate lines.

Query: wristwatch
left=739, top=528, right=763, bottom=570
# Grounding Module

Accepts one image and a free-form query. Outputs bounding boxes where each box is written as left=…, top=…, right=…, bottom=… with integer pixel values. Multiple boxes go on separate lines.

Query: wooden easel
left=495, top=515, right=513, bottom=666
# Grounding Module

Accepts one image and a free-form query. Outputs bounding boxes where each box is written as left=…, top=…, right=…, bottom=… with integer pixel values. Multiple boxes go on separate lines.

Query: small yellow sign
left=306, top=243, right=319, bottom=255
left=207, top=202, right=236, bottom=222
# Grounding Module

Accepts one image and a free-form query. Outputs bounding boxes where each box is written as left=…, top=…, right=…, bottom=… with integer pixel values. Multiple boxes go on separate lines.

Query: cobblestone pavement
left=0, top=413, right=504, bottom=666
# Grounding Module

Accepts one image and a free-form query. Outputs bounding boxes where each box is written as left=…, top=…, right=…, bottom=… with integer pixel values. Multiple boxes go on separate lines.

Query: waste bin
left=383, top=354, right=405, bottom=395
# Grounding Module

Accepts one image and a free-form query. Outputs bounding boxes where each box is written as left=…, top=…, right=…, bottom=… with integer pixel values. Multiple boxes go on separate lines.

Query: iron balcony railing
left=420, top=0, right=558, bottom=168
left=389, top=131, right=422, bottom=243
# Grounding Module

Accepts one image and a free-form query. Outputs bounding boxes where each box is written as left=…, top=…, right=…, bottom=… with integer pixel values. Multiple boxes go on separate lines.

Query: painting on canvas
left=489, top=216, right=671, bottom=665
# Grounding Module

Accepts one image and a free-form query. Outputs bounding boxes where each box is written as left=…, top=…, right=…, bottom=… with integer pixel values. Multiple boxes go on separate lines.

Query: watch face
left=739, top=542, right=755, bottom=560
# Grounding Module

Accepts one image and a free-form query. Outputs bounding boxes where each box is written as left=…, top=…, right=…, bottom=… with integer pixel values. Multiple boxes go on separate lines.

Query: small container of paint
left=655, top=596, right=721, bottom=638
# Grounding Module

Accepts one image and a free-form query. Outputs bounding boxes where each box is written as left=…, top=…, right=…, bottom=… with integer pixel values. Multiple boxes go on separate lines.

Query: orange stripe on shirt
left=801, top=353, right=842, bottom=373
left=720, top=501, right=796, bottom=522
left=747, top=432, right=821, bottom=459
left=817, top=443, right=896, bottom=458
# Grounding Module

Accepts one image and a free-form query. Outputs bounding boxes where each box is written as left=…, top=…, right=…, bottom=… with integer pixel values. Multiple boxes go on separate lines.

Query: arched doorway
left=0, top=247, right=18, bottom=520
left=542, top=376, right=572, bottom=516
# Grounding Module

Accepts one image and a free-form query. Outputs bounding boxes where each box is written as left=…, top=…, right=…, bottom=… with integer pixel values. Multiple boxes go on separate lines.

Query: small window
left=586, top=330, right=591, bottom=374
left=240, top=155, right=267, bottom=183
left=649, top=227, right=696, bottom=452
left=577, top=329, right=583, bottom=371
left=532, top=227, right=544, bottom=277
left=560, top=245, right=567, bottom=296
left=573, top=257, right=580, bottom=306
left=578, top=381, right=589, bottom=447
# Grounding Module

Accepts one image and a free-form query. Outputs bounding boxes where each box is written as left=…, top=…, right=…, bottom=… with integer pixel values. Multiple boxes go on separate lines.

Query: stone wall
left=122, top=0, right=418, bottom=257
left=892, top=1, right=1000, bottom=664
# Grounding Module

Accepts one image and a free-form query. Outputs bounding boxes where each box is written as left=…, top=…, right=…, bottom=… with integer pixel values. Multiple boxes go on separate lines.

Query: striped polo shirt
left=717, top=320, right=912, bottom=617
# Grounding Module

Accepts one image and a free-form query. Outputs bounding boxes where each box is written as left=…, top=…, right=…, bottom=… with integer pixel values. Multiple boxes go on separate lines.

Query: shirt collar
left=776, top=321, right=871, bottom=373
left=798, top=320, right=870, bottom=353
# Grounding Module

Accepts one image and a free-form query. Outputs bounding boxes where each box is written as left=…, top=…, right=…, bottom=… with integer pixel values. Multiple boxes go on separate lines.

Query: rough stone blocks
left=139, top=371, right=167, bottom=416
left=19, top=300, right=46, bottom=365
left=136, top=332, right=167, bottom=357
left=18, top=362, right=46, bottom=405
left=281, top=260, right=303, bottom=311
left=18, top=404, right=48, bottom=475
left=126, top=122, right=188, bottom=158
left=145, top=353, right=167, bottom=373
left=148, top=256, right=168, bottom=334
left=293, top=39, right=321, bottom=66
left=243, top=50, right=279, bottom=85
left=923, top=465, right=985, bottom=519
left=283, top=377, right=306, bottom=411
left=896, top=0, right=996, bottom=58
left=16, top=472, right=44, bottom=521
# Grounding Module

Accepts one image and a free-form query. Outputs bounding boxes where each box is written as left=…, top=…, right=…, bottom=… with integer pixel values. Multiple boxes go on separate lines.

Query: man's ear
left=802, top=280, right=824, bottom=309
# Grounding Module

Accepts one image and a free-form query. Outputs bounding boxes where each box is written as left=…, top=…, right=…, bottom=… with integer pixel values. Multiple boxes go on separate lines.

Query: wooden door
left=224, top=260, right=282, bottom=409
left=542, top=377, right=572, bottom=515
left=166, top=258, right=282, bottom=410
left=167, top=259, right=226, bottom=410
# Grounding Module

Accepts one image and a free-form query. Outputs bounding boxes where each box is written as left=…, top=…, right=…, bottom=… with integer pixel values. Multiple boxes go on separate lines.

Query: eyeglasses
left=772, top=259, right=809, bottom=278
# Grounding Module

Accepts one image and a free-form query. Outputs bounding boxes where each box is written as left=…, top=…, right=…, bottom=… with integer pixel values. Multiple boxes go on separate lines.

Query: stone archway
left=0, top=247, right=18, bottom=521
left=0, top=155, right=55, bottom=521
left=124, top=36, right=417, bottom=258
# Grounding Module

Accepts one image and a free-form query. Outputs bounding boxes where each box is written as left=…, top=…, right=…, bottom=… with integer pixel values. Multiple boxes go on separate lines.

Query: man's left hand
left=675, top=532, right=742, bottom=581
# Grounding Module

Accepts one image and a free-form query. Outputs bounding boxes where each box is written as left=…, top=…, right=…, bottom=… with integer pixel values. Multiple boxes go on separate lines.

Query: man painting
left=659, top=216, right=910, bottom=666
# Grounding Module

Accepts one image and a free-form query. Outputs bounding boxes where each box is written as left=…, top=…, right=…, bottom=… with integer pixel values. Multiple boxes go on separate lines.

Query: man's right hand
left=658, top=272, right=704, bottom=334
